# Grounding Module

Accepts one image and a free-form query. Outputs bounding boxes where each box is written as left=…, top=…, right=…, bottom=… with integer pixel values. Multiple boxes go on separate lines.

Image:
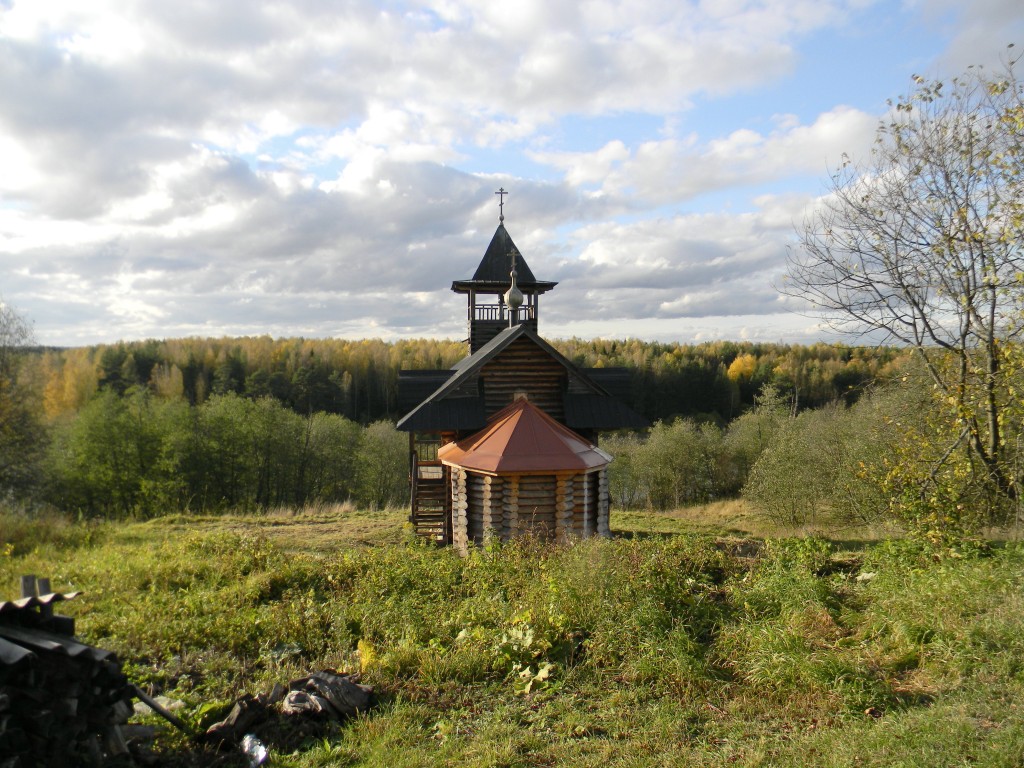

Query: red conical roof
left=438, top=398, right=611, bottom=475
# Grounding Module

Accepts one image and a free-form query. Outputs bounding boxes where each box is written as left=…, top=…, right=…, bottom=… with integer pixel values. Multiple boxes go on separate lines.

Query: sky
left=1, top=0, right=1023, bottom=348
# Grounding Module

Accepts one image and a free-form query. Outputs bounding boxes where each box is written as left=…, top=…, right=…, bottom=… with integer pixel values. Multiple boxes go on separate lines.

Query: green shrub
left=0, top=505, right=103, bottom=557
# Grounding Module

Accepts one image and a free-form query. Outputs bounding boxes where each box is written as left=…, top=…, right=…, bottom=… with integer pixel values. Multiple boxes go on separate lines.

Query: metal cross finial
left=495, top=187, right=507, bottom=222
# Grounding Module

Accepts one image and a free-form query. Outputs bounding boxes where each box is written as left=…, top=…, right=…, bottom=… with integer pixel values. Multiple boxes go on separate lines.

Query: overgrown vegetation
left=3, top=508, right=1022, bottom=766
left=44, top=390, right=407, bottom=517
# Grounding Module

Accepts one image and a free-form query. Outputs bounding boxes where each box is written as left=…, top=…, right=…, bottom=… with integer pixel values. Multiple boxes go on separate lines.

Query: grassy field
left=2, top=503, right=1023, bottom=767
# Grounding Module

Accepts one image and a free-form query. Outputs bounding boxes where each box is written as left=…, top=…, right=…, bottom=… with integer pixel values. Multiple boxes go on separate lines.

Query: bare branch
left=784, top=60, right=1024, bottom=508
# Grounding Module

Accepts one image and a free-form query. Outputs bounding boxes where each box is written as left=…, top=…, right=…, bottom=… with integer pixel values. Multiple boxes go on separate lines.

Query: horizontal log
left=520, top=517, right=556, bottom=527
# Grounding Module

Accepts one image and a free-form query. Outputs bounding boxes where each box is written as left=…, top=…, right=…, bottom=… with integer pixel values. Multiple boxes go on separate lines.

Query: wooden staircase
left=410, top=453, right=451, bottom=544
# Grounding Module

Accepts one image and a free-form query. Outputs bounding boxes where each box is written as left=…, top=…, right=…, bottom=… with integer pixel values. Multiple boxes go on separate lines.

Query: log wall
left=450, top=466, right=611, bottom=553
left=580, top=471, right=594, bottom=537
left=479, top=337, right=566, bottom=420
left=597, top=467, right=610, bottom=537
left=451, top=466, right=469, bottom=553
left=515, top=475, right=557, bottom=537
left=467, top=474, right=505, bottom=545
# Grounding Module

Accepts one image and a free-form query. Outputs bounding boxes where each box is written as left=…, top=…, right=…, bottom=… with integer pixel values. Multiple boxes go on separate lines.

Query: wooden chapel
left=396, top=192, right=646, bottom=550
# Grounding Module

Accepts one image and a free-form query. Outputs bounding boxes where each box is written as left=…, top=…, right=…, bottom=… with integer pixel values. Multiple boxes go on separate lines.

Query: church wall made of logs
left=396, top=192, right=646, bottom=550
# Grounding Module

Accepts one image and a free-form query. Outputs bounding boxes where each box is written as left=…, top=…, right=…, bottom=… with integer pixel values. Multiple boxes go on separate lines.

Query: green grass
left=612, top=499, right=900, bottom=543
left=2, top=504, right=1023, bottom=766
left=140, top=502, right=410, bottom=552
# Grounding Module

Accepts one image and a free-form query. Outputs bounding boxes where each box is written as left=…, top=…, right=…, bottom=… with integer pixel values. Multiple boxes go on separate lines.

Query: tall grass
left=0, top=502, right=104, bottom=557
left=2, top=511, right=1022, bottom=766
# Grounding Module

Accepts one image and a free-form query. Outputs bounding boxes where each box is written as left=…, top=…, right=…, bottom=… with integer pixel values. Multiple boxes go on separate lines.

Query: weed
left=2, top=512, right=1023, bottom=766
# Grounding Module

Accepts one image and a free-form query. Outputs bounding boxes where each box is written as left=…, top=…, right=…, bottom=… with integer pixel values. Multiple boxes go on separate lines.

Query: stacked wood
left=554, top=475, right=573, bottom=540
left=596, top=468, right=611, bottom=537
left=467, top=474, right=505, bottom=545
left=480, top=337, right=567, bottom=419
left=451, top=466, right=469, bottom=552
left=0, top=575, right=134, bottom=767
left=480, top=475, right=504, bottom=542
left=580, top=471, right=594, bottom=537
left=503, top=476, right=520, bottom=537
left=570, top=474, right=585, bottom=538
left=517, top=475, right=557, bottom=537
left=457, top=470, right=557, bottom=547
left=453, top=468, right=613, bottom=550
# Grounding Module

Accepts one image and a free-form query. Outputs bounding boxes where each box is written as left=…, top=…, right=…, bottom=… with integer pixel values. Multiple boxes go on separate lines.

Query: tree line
left=0, top=325, right=908, bottom=520
left=23, top=335, right=905, bottom=425
left=45, top=389, right=408, bottom=518
left=0, top=317, right=416, bottom=517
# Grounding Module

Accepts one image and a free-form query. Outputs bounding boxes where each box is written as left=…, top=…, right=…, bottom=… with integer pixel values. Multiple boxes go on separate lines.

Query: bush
left=742, top=390, right=895, bottom=528
left=633, top=418, right=725, bottom=509
left=44, top=389, right=385, bottom=517
left=355, top=421, right=407, bottom=509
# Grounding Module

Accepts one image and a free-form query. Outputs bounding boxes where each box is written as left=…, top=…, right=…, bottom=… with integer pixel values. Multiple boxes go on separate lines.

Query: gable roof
left=564, top=393, right=648, bottom=431
left=396, top=370, right=454, bottom=414
left=451, top=323, right=588, bottom=381
left=396, top=324, right=648, bottom=432
left=438, top=398, right=611, bottom=474
left=398, top=324, right=592, bottom=431
left=451, top=223, right=557, bottom=294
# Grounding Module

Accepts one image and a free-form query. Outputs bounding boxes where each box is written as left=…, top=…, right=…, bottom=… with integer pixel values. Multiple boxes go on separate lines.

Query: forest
left=1, top=324, right=1021, bottom=542
left=0, top=328, right=919, bottom=522
left=28, top=334, right=901, bottom=425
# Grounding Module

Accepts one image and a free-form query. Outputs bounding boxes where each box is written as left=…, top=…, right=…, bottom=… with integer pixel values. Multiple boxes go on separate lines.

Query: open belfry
left=397, top=190, right=646, bottom=550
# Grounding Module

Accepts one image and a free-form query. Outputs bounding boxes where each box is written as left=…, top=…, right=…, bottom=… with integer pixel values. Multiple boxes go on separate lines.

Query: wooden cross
left=495, top=187, right=507, bottom=221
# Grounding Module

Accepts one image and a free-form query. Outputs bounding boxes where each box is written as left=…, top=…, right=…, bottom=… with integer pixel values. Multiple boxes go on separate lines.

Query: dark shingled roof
left=397, top=370, right=454, bottom=414
left=397, top=397, right=487, bottom=433
left=451, top=223, right=557, bottom=294
left=581, top=368, right=633, bottom=401
left=564, top=394, right=649, bottom=431
left=397, top=324, right=648, bottom=433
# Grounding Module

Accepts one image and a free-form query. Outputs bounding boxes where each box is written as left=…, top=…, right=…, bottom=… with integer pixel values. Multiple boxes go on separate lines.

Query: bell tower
left=451, top=188, right=557, bottom=352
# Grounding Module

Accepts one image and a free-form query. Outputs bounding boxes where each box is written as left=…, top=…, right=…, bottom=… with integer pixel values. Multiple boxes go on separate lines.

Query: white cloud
left=0, top=0, right=1017, bottom=345
left=917, top=0, right=1024, bottom=69
left=538, top=199, right=807, bottom=337
left=528, top=140, right=632, bottom=187
left=536, top=105, right=877, bottom=205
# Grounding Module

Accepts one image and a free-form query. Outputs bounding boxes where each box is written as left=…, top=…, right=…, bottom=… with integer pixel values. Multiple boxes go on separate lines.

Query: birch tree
left=786, top=54, right=1024, bottom=521
left=0, top=301, right=44, bottom=495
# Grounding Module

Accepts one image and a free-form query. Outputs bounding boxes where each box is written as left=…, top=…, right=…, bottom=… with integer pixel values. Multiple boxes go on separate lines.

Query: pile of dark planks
left=0, top=575, right=134, bottom=767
